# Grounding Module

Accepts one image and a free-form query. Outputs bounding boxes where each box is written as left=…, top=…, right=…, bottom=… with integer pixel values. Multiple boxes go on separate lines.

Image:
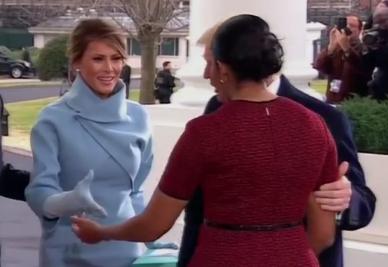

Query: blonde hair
left=196, top=22, right=223, bottom=47
left=68, top=18, right=127, bottom=65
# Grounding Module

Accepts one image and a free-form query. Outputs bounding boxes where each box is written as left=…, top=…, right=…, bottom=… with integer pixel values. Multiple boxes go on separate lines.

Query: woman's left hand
left=71, top=215, right=105, bottom=244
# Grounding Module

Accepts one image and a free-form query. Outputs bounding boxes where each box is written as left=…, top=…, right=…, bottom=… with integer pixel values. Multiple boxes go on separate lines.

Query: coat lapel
left=63, top=75, right=145, bottom=186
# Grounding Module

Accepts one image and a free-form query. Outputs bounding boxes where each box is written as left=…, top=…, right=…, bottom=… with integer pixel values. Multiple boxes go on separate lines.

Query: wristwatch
left=336, top=211, right=343, bottom=225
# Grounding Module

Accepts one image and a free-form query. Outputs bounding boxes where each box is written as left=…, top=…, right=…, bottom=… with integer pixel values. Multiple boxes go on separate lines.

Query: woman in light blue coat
left=25, top=18, right=174, bottom=267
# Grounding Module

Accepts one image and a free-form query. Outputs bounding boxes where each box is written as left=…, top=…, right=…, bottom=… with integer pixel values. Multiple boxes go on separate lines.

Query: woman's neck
left=230, top=81, right=277, bottom=102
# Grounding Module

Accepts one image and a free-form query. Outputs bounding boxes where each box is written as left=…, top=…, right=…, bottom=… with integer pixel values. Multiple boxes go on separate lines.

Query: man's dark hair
left=212, top=14, right=284, bottom=82
left=162, top=61, right=171, bottom=68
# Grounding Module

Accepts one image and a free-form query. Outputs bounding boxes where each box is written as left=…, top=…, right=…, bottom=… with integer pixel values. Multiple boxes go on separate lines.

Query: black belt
left=204, top=219, right=303, bottom=232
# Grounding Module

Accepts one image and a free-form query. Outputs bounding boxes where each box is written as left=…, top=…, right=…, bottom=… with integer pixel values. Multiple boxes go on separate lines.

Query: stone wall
left=308, top=0, right=381, bottom=25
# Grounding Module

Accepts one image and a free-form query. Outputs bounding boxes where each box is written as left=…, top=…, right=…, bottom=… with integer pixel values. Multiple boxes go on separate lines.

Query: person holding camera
left=362, top=0, right=388, bottom=100
left=314, top=16, right=369, bottom=104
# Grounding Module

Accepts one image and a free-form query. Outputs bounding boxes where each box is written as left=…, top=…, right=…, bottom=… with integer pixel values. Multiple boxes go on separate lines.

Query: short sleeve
left=158, top=121, right=205, bottom=200
left=316, top=121, right=339, bottom=189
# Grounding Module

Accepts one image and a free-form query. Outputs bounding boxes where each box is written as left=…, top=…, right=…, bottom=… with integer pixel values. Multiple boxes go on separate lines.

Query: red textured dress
left=159, top=97, right=338, bottom=267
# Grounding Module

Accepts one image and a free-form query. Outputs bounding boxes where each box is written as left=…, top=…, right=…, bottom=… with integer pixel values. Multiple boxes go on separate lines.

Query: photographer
left=362, top=0, right=388, bottom=100
left=314, top=16, right=369, bottom=104
left=154, top=61, right=176, bottom=104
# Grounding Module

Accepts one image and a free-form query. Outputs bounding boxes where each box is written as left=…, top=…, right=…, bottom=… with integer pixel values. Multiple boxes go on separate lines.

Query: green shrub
left=9, top=49, right=22, bottom=60
left=21, top=48, right=32, bottom=62
left=28, top=47, right=41, bottom=67
left=37, top=35, right=69, bottom=81
left=6, top=47, right=39, bottom=66
left=341, top=96, right=388, bottom=154
left=0, top=46, right=12, bottom=57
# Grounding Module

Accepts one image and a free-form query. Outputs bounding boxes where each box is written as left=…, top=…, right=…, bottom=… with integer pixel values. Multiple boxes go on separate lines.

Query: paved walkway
left=0, top=79, right=42, bottom=84
left=0, top=86, right=59, bottom=103
left=0, top=77, right=141, bottom=103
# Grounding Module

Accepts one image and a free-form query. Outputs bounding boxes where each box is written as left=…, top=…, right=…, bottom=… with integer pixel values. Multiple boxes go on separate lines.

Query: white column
left=33, top=34, right=45, bottom=49
left=177, top=37, right=188, bottom=65
left=172, top=0, right=321, bottom=106
left=306, top=22, right=326, bottom=66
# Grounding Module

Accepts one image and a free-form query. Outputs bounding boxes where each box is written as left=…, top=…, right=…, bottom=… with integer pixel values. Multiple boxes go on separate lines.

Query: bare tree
left=114, top=0, right=187, bottom=104
left=1, top=0, right=188, bottom=103
left=0, top=0, right=106, bottom=27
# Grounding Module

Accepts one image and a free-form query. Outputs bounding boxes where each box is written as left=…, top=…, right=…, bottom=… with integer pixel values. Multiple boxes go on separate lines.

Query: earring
left=220, top=79, right=225, bottom=84
left=75, top=68, right=80, bottom=72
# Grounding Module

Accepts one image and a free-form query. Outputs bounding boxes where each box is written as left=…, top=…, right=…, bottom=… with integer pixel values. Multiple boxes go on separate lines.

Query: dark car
left=0, top=53, right=34, bottom=78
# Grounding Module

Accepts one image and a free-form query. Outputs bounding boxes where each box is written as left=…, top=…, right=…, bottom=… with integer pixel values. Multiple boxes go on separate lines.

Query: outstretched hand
left=75, top=170, right=107, bottom=218
left=71, top=215, right=105, bottom=244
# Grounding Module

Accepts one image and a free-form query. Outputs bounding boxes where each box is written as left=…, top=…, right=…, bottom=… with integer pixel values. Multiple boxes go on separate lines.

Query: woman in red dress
left=72, top=14, right=337, bottom=267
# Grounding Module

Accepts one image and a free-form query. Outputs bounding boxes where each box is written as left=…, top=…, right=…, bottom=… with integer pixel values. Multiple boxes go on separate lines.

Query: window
left=129, top=38, right=141, bottom=56
left=159, top=38, right=179, bottom=56
left=129, top=37, right=180, bottom=56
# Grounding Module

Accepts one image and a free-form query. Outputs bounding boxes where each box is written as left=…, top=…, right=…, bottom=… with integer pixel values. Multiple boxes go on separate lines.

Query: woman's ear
left=216, top=61, right=232, bottom=83
left=71, top=61, right=80, bottom=72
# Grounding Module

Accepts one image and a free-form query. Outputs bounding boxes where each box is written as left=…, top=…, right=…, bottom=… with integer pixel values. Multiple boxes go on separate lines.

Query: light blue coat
left=25, top=76, right=153, bottom=267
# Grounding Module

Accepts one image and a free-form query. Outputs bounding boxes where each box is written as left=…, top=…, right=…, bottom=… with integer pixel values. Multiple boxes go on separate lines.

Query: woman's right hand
left=72, top=215, right=106, bottom=244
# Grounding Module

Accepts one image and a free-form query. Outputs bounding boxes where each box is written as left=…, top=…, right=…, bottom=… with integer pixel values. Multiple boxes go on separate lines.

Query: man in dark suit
left=154, top=61, right=176, bottom=104
left=120, top=63, right=132, bottom=99
left=0, top=94, right=30, bottom=201
left=177, top=74, right=376, bottom=267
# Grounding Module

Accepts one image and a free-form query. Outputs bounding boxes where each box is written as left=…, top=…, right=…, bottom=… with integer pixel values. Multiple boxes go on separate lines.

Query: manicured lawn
left=310, top=79, right=327, bottom=95
left=6, top=97, right=55, bottom=134
left=4, top=89, right=140, bottom=150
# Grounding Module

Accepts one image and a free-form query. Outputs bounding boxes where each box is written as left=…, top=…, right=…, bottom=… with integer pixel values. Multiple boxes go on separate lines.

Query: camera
left=363, top=27, right=382, bottom=48
left=335, top=17, right=352, bottom=35
left=362, top=26, right=388, bottom=49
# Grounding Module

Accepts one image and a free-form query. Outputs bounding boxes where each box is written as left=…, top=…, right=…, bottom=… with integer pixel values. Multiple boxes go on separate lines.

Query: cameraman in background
left=154, top=61, right=176, bottom=104
left=362, top=0, right=388, bottom=100
left=314, top=15, right=369, bottom=104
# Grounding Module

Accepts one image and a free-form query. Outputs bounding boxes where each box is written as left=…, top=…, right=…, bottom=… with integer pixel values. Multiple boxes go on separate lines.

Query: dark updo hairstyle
left=212, top=14, right=284, bottom=82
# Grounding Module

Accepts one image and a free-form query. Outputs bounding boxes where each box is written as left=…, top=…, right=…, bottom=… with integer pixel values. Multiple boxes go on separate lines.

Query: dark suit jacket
left=178, top=75, right=376, bottom=267
left=120, top=64, right=131, bottom=99
left=0, top=94, right=30, bottom=201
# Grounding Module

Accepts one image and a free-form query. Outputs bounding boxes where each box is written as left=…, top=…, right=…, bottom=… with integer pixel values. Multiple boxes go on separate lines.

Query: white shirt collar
left=267, top=75, right=280, bottom=95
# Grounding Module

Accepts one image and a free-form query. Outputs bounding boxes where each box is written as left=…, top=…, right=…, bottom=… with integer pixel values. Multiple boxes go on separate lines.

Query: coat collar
left=277, top=75, right=296, bottom=98
left=64, top=75, right=127, bottom=123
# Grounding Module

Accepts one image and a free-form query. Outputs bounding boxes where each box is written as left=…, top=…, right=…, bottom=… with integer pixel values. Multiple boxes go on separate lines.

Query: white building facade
left=28, top=11, right=189, bottom=70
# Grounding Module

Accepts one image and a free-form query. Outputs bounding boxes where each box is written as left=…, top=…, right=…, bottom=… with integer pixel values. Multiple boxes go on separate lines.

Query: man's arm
left=336, top=113, right=376, bottom=230
left=313, top=49, right=334, bottom=76
left=0, top=163, right=30, bottom=201
left=313, top=28, right=337, bottom=75
left=315, top=112, right=376, bottom=230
